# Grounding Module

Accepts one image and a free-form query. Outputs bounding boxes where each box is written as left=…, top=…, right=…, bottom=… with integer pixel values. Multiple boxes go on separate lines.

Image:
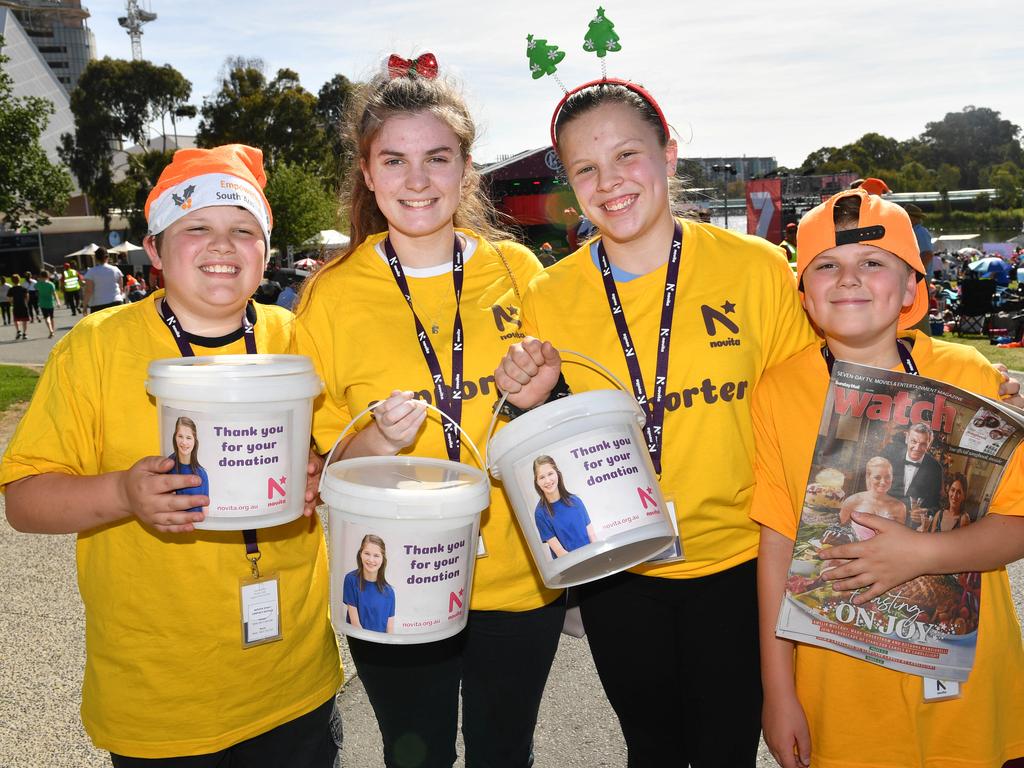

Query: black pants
left=66, top=289, right=81, bottom=314
left=109, top=697, right=340, bottom=767
left=349, top=596, right=565, bottom=768
left=28, top=292, right=39, bottom=318
left=0, top=301, right=9, bottom=324
left=579, top=562, right=762, bottom=768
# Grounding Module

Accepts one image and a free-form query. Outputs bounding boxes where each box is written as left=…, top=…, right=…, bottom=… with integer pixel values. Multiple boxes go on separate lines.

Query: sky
left=83, top=0, right=1024, bottom=167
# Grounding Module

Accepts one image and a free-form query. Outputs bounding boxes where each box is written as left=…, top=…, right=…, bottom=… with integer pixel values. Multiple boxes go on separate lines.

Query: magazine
left=776, top=360, right=1024, bottom=682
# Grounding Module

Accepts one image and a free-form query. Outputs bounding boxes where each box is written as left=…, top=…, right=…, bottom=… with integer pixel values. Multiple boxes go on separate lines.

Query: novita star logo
left=701, top=301, right=741, bottom=348
left=171, top=184, right=196, bottom=210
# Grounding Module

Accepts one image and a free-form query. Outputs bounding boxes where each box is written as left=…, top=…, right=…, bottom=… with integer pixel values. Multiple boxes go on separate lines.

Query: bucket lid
left=146, top=354, right=323, bottom=402
left=147, top=354, right=314, bottom=380
left=321, top=456, right=490, bottom=519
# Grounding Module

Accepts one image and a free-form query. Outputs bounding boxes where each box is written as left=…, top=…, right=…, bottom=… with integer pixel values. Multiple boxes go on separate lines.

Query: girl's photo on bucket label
left=168, top=415, right=209, bottom=514
left=332, top=519, right=478, bottom=641
left=343, top=534, right=396, bottom=634
left=532, top=455, right=598, bottom=559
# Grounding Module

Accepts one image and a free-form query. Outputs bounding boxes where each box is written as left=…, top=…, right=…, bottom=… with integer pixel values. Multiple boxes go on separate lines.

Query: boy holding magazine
left=751, top=188, right=1024, bottom=768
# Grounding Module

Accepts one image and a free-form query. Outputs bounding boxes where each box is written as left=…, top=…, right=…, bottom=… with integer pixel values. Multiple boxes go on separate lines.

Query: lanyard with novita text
left=158, top=298, right=262, bottom=575
left=383, top=236, right=465, bottom=463
left=821, top=341, right=918, bottom=376
left=597, top=221, right=683, bottom=476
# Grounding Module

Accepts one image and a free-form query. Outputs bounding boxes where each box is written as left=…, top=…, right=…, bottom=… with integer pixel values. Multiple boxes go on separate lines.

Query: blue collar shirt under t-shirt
left=342, top=570, right=396, bottom=633
left=534, top=495, right=592, bottom=553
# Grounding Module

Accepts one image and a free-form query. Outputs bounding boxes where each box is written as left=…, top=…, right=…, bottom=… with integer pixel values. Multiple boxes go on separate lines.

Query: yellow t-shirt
left=520, top=219, right=817, bottom=578
left=0, top=292, right=342, bottom=758
left=751, top=333, right=1024, bottom=768
left=295, top=230, right=559, bottom=612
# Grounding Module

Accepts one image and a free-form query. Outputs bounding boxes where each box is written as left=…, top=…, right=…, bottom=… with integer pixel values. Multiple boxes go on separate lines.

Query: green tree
left=197, top=60, right=330, bottom=175
left=264, top=162, right=338, bottom=254
left=115, top=148, right=174, bottom=241
left=59, top=57, right=193, bottom=231
left=985, top=162, right=1022, bottom=208
left=0, top=36, right=73, bottom=230
left=920, top=106, right=1024, bottom=188
left=316, top=73, right=356, bottom=192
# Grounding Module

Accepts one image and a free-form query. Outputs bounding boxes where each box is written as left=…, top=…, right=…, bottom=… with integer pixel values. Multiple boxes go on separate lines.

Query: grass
left=942, top=334, right=1024, bottom=371
left=0, top=365, right=40, bottom=412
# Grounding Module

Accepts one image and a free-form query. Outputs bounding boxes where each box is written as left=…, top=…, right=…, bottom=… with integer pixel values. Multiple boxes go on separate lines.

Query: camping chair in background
left=953, top=280, right=997, bottom=335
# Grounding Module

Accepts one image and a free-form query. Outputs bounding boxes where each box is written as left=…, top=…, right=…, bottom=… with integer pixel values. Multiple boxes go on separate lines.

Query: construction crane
left=117, top=0, right=157, bottom=61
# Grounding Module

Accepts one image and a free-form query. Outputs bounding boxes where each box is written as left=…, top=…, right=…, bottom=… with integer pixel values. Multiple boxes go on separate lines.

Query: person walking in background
left=60, top=262, right=82, bottom=315
left=8, top=274, right=29, bottom=340
left=0, top=277, right=10, bottom=326
left=23, top=272, right=39, bottom=323
left=35, top=270, right=57, bottom=338
left=83, top=248, right=125, bottom=314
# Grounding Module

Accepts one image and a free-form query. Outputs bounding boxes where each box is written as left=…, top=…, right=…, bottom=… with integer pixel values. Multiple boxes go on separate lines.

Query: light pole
left=711, top=163, right=737, bottom=229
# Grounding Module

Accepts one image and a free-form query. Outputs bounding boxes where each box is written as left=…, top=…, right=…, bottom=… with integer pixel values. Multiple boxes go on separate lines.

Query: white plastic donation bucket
left=322, top=406, right=490, bottom=645
left=146, top=354, right=322, bottom=530
left=488, top=388, right=677, bottom=589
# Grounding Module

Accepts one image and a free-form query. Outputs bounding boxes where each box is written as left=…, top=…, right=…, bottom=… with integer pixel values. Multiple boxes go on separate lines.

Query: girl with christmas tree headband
left=294, top=54, right=564, bottom=768
left=496, top=9, right=821, bottom=764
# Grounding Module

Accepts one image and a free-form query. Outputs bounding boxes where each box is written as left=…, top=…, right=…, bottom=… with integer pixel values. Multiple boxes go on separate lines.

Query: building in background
left=689, top=156, right=778, bottom=182
left=0, top=0, right=93, bottom=93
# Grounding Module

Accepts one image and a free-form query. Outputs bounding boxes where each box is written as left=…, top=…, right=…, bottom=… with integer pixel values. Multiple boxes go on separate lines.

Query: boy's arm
left=5, top=456, right=207, bottom=535
left=758, top=527, right=811, bottom=768
left=820, top=511, right=1024, bottom=603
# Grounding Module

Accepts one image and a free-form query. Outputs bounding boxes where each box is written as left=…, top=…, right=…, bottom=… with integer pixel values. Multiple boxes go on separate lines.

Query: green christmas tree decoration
left=526, top=33, right=565, bottom=80
left=583, top=6, right=622, bottom=58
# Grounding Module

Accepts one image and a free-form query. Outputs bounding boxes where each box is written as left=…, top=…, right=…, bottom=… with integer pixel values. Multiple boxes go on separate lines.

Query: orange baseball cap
left=145, top=144, right=273, bottom=251
left=850, top=177, right=891, bottom=196
left=796, top=188, right=927, bottom=329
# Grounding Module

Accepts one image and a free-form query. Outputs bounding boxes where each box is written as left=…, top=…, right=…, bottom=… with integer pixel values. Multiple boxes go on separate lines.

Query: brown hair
left=553, top=82, right=669, bottom=150
left=172, top=416, right=202, bottom=473
left=533, top=455, right=577, bottom=517
left=355, top=534, right=390, bottom=592
left=297, top=67, right=514, bottom=311
left=833, top=195, right=862, bottom=231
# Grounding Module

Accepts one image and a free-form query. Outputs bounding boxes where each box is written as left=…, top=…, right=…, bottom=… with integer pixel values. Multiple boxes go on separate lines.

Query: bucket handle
left=482, top=348, right=640, bottom=470
left=318, top=398, right=486, bottom=496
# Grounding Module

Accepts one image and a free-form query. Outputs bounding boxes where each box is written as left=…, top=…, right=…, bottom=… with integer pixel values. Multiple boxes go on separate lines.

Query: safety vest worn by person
left=62, top=269, right=80, bottom=291
left=778, top=240, right=797, bottom=263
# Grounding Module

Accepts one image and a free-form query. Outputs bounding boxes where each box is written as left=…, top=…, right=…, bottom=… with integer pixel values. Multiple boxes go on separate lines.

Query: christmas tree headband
left=526, top=7, right=669, bottom=148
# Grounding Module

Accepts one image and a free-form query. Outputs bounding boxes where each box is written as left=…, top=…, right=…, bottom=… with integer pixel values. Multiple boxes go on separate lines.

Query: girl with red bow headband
left=295, top=57, right=564, bottom=768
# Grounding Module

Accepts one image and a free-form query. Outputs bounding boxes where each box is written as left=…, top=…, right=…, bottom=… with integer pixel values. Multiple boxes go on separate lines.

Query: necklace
left=407, top=279, right=454, bottom=334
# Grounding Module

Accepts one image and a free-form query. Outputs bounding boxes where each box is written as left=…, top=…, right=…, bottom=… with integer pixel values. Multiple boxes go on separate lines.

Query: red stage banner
left=746, top=179, right=782, bottom=244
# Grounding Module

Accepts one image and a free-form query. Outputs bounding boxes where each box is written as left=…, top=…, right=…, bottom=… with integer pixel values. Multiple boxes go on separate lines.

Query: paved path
left=0, top=317, right=1022, bottom=766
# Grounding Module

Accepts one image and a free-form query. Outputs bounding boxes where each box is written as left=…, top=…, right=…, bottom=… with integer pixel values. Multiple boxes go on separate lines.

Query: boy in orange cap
left=750, top=187, right=1024, bottom=768
left=0, top=145, right=342, bottom=764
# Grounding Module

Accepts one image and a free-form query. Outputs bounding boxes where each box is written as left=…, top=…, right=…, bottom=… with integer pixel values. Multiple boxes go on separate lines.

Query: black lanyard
left=159, top=297, right=261, bottom=574
left=597, top=222, right=683, bottom=476
left=159, top=297, right=258, bottom=357
left=821, top=341, right=918, bottom=376
left=383, top=236, right=465, bottom=462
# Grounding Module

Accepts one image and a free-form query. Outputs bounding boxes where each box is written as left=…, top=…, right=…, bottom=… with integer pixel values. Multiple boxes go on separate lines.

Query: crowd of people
left=2, top=48, right=1024, bottom=768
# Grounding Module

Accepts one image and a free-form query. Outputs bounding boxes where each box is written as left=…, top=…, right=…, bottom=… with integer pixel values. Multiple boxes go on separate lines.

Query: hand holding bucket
left=487, top=346, right=680, bottom=589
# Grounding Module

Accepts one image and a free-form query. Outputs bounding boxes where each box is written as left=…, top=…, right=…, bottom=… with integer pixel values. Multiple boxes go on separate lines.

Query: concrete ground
left=0, top=307, right=1022, bottom=766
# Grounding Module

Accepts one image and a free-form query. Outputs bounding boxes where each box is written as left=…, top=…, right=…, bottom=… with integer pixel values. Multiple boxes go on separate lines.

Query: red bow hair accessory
left=388, top=53, right=439, bottom=80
